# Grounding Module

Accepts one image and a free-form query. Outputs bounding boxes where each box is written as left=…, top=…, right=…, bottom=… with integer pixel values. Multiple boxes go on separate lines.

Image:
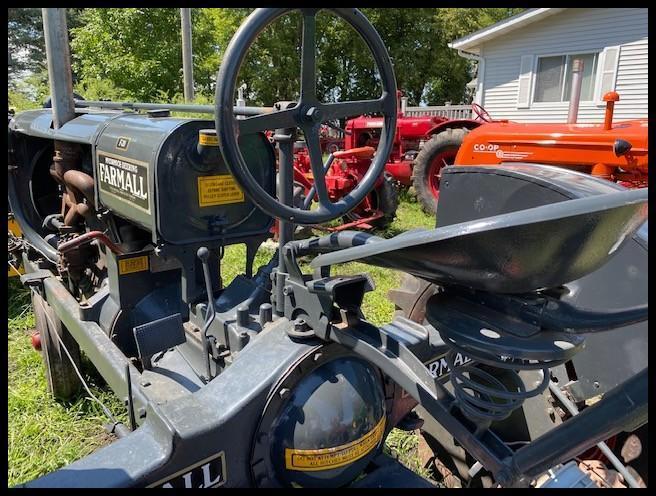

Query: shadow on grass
left=8, top=278, right=32, bottom=320
left=7, top=277, right=120, bottom=410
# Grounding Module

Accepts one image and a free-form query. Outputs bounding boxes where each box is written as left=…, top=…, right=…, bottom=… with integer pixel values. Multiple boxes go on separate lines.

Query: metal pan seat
left=312, top=189, right=648, bottom=294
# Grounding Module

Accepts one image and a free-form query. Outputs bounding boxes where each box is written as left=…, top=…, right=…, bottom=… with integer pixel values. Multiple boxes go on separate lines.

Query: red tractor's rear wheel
left=32, top=291, right=81, bottom=401
left=412, top=127, right=469, bottom=215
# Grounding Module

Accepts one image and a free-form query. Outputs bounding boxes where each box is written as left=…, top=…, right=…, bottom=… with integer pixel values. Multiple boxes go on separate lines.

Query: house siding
left=479, top=8, right=647, bottom=123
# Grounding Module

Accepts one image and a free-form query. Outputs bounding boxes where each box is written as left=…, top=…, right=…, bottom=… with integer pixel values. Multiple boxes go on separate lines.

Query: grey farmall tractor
left=8, top=8, right=648, bottom=488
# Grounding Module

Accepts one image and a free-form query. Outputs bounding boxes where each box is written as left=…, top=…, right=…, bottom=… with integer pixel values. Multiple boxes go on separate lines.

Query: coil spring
left=445, top=337, right=567, bottom=423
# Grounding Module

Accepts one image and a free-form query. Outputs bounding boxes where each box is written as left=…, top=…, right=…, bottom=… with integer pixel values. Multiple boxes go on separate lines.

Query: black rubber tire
left=32, top=291, right=81, bottom=401
left=412, top=127, right=470, bottom=215
left=389, top=273, right=438, bottom=323
left=344, top=172, right=399, bottom=230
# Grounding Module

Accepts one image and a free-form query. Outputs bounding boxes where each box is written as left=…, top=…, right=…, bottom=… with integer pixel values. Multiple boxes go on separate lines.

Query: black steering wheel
left=215, top=8, right=398, bottom=225
left=471, top=102, right=493, bottom=123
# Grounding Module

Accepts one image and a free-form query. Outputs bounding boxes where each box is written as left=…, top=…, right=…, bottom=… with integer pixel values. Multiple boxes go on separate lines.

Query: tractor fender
left=425, top=119, right=481, bottom=137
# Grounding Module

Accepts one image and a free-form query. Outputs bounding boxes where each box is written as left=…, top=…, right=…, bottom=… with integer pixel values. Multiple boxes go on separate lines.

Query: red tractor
left=292, top=144, right=397, bottom=230
left=291, top=92, right=482, bottom=230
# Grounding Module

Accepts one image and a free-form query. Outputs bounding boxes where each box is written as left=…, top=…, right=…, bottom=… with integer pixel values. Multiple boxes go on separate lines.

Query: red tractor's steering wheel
left=471, top=103, right=493, bottom=123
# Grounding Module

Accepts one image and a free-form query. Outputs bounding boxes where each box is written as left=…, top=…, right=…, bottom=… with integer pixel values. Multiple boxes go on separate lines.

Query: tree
left=202, top=8, right=522, bottom=107
left=8, top=8, right=85, bottom=89
left=8, top=8, right=44, bottom=87
left=70, top=8, right=217, bottom=101
left=435, top=8, right=524, bottom=42
left=10, top=8, right=523, bottom=106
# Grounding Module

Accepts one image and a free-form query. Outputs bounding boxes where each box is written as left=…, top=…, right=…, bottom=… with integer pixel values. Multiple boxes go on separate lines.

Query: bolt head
left=304, top=106, right=322, bottom=123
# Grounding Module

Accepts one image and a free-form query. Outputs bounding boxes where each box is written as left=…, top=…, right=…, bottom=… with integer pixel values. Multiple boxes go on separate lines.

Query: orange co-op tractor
left=412, top=93, right=648, bottom=214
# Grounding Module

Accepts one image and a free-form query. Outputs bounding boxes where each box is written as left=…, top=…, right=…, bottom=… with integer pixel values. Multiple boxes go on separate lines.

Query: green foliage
left=70, top=8, right=216, bottom=101
left=435, top=8, right=525, bottom=41
left=8, top=8, right=45, bottom=85
left=8, top=69, right=50, bottom=112
left=10, top=8, right=522, bottom=106
left=8, top=90, right=41, bottom=113
left=203, top=8, right=471, bottom=106
left=73, top=78, right=131, bottom=102
left=8, top=8, right=85, bottom=89
left=202, top=9, right=303, bottom=105
left=362, top=9, right=468, bottom=105
left=200, top=8, right=523, bottom=106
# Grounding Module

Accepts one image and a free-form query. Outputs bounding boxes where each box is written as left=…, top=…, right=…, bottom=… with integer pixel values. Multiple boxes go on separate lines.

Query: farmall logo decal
left=148, top=451, right=227, bottom=488
left=426, top=352, right=471, bottom=379
left=97, top=152, right=150, bottom=213
left=116, top=136, right=131, bottom=150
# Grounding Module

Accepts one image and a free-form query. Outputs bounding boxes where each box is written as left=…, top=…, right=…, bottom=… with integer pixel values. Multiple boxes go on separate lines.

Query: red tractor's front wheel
left=412, top=127, right=470, bottom=215
left=344, top=172, right=399, bottom=230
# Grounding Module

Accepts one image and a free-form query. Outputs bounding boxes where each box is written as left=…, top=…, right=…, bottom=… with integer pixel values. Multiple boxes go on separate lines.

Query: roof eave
left=448, top=8, right=566, bottom=52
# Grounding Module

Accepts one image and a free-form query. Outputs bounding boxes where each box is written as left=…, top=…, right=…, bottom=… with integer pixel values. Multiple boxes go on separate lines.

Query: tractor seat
left=311, top=189, right=648, bottom=294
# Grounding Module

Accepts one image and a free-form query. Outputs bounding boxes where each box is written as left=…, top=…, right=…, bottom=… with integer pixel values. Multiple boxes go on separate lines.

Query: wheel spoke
left=237, top=107, right=298, bottom=135
left=305, top=128, right=331, bottom=207
left=320, top=97, right=387, bottom=122
left=300, top=11, right=317, bottom=100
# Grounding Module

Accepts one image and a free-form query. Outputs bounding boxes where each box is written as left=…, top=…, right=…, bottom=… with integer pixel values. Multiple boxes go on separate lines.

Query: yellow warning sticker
left=199, top=133, right=219, bottom=146
left=285, top=416, right=385, bottom=472
left=118, top=256, right=149, bottom=275
left=198, top=175, right=245, bottom=207
left=8, top=217, right=22, bottom=237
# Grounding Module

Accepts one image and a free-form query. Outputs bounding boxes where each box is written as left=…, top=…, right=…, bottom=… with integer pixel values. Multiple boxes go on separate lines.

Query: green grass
left=8, top=280, right=129, bottom=486
left=7, top=192, right=435, bottom=486
left=384, top=428, right=434, bottom=481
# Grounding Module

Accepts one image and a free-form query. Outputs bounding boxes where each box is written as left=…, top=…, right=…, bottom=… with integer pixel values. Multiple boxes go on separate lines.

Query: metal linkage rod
left=76, top=100, right=272, bottom=116
left=547, top=381, right=641, bottom=488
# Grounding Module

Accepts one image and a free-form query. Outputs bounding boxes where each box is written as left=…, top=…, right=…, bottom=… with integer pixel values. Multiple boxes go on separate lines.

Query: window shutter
left=516, top=55, right=534, bottom=108
left=595, top=46, right=620, bottom=103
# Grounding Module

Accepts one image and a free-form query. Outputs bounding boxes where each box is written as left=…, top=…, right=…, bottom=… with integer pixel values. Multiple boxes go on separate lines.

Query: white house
left=449, top=8, right=648, bottom=123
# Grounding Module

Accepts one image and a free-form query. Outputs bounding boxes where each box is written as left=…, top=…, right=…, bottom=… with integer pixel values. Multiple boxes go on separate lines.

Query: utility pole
left=180, top=8, right=194, bottom=102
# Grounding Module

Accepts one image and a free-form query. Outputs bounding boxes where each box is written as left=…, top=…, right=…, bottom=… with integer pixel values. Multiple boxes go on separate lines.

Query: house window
left=534, top=53, right=598, bottom=103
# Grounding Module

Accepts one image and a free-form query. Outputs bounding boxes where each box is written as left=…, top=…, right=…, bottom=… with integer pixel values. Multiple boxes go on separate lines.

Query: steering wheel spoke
left=238, top=107, right=298, bottom=135
left=300, top=11, right=318, bottom=101
left=304, top=128, right=332, bottom=207
left=321, top=97, right=388, bottom=122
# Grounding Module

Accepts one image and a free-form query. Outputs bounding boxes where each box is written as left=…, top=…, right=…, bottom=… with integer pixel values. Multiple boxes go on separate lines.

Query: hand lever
left=197, top=247, right=216, bottom=382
